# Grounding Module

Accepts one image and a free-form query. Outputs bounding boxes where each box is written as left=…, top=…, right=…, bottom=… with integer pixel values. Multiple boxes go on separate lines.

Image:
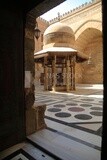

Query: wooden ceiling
left=1, top=0, right=65, bottom=16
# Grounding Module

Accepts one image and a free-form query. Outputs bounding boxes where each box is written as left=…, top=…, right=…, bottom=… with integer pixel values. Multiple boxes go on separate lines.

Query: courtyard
left=28, top=83, right=103, bottom=160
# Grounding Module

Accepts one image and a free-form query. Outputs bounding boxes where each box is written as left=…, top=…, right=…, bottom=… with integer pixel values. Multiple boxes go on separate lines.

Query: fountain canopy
left=34, top=22, right=88, bottom=92
left=34, top=22, right=88, bottom=62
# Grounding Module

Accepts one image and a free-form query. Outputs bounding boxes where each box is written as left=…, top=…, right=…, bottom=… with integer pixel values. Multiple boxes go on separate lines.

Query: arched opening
left=75, top=28, right=103, bottom=84
left=0, top=0, right=106, bottom=160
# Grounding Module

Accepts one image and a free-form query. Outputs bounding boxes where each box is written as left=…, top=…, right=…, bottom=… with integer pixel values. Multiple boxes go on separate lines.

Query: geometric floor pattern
left=35, top=84, right=103, bottom=160
left=1, top=149, right=35, bottom=160
left=1, top=84, right=103, bottom=160
left=34, top=84, right=103, bottom=160
left=45, top=100, right=102, bottom=123
left=1, top=143, right=56, bottom=160
left=35, top=84, right=103, bottom=132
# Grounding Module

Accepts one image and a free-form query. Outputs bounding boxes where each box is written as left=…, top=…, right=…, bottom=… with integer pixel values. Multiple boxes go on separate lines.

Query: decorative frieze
left=49, top=0, right=101, bottom=24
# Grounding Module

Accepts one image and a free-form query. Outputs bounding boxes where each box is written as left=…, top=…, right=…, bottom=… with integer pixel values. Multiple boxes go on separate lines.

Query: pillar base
left=26, top=102, right=47, bottom=136
left=33, top=102, right=47, bottom=131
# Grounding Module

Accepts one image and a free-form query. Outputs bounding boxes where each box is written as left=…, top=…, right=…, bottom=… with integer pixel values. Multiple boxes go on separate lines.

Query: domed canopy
left=43, top=22, right=75, bottom=49
left=44, top=22, right=74, bottom=35
left=34, top=22, right=88, bottom=63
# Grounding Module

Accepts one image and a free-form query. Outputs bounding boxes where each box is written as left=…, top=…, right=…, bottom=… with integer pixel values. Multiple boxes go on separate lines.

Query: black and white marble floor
left=0, top=84, right=103, bottom=160
left=35, top=84, right=103, bottom=132
left=34, top=84, right=103, bottom=160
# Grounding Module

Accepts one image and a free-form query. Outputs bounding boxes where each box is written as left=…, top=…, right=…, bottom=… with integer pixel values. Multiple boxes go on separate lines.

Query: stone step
left=27, top=129, right=101, bottom=160
left=22, top=142, right=56, bottom=160
left=0, top=142, right=55, bottom=160
left=27, top=129, right=77, bottom=160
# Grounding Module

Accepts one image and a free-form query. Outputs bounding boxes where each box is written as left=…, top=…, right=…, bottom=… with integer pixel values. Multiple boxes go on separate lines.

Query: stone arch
left=75, top=26, right=103, bottom=84
left=75, top=20, right=102, bottom=40
left=75, top=27, right=102, bottom=51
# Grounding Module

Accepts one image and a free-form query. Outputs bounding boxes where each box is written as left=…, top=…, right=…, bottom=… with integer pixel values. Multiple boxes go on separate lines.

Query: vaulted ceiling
left=75, top=28, right=102, bottom=51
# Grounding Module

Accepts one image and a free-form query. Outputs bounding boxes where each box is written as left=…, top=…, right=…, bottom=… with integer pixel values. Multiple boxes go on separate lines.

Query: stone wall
left=34, top=17, right=49, bottom=84
left=82, top=37, right=103, bottom=83
left=34, top=17, right=49, bottom=52
left=60, top=0, right=103, bottom=84
left=25, top=13, right=36, bottom=135
left=75, top=63, right=83, bottom=83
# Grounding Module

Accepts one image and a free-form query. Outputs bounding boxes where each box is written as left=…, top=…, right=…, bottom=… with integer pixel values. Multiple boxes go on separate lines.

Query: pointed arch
left=75, top=20, right=102, bottom=40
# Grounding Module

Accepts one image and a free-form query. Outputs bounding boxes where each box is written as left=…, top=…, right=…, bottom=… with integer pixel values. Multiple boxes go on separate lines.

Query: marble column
left=48, top=67, right=52, bottom=90
left=52, top=55, right=56, bottom=91
left=63, top=59, right=66, bottom=86
left=66, top=57, right=70, bottom=92
left=44, top=57, right=48, bottom=90
left=73, top=55, right=76, bottom=90
left=70, top=56, right=73, bottom=90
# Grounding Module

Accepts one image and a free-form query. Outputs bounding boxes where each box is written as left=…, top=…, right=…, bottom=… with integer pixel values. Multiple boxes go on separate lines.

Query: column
left=63, top=59, right=66, bottom=86
left=70, top=56, right=73, bottom=90
left=61, top=59, right=65, bottom=86
left=52, top=55, right=56, bottom=91
left=73, top=55, right=76, bottom=90
left=66, top=56, right=70, bottom=92
left=48, top=67, right=52, bottom=90
left=44, top=57, right=48, bottom=90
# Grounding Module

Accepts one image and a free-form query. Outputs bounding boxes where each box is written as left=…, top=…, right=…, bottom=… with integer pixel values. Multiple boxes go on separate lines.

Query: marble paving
left=1, top=84, right=103, bottom=160
left=35, top=84, right=103, bottom=130
left=33, top=84, right=103, bottom=159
